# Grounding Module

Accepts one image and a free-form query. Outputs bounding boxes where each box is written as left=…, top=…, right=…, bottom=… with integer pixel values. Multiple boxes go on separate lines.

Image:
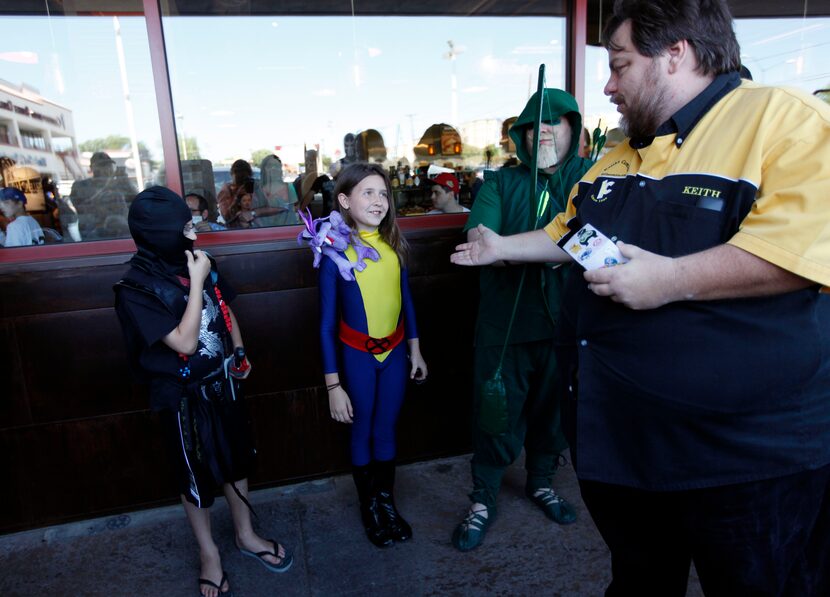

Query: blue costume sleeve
left=401, top=266, right=418, bottom=340
left=319, top=255, right=340, bottom=374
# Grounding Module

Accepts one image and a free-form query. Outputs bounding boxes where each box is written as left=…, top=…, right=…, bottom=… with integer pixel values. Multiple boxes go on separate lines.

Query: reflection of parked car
left=213, top=165, right=259, bottom=196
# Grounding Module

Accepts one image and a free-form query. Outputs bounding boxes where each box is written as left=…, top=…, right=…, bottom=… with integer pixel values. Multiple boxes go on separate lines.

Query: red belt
left=339, top=320, right=404, bottom=354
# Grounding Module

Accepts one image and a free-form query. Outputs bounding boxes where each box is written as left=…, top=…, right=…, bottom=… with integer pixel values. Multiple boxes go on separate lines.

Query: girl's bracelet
left=326, top=382, right=341, bottom=392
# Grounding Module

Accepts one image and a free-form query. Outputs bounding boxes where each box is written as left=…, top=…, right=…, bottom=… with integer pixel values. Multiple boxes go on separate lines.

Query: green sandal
left=451, top=506, right=493, bottom=552
left=527, top=488, right=577, bottom=525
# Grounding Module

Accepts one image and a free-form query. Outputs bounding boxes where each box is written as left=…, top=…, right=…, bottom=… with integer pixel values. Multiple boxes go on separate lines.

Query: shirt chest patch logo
left=600, top=159, right=630, bottom=177
left=591, top=179, right=615, bottom=203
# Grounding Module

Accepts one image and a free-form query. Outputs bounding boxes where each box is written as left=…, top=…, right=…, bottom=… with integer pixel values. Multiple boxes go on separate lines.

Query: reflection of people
left=333, top=133, right=360, bottom=177
left=0, top=187, right=44, bottom=247
left=115, top=187, right=293, bottom=597
left=216, top=159, right=252, bottom=223
left=41, top=175, right=62, bottom=232
left=185, top=193, right=226, bottom=232
left=426, top=173, right=469, bottom=214
left=251, top=155, right=298, bottom=227
left=578, top=127, right=591, bottom=158
left=462, top=170, right=483, bottom=203
left=317, top=164, right=427, bottom=548
left=298, top=149, right=319, bottom=213
left=452, top=1, right=830, bottom=593
left=451, top=88, right=592, bottom=553
left=68, top=151, right=136, bottom=240
left=226, top=179, right=256, bottom=229
left=68, top=151, right=137, bottom=241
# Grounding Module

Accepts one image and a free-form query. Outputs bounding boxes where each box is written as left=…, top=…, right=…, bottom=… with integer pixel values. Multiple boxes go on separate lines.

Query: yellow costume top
left=346, top=230, right=401, bottom=362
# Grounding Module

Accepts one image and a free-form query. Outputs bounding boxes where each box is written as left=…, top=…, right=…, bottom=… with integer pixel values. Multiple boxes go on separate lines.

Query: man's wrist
left=664, top=257, right=685, bottom=304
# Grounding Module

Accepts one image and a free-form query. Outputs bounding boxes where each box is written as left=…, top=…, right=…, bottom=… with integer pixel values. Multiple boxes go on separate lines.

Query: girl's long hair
left=333, top=163, right=408, bottom=264
left=259, top=154, right=285, bottom=187
left=230, top=159, right=253, bottom=186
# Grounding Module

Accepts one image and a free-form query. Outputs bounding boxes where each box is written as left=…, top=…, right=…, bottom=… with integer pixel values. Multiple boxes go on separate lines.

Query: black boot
left=374, top=459, right=413, bottom=542
left=352, top=464, right=394, bottom=548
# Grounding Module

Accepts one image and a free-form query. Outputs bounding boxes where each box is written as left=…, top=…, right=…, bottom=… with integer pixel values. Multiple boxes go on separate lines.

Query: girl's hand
left=186, top=249, right=211, bottom=283
left=329, top=387, right=353, bottom=424
left=409, top=344, right=428, bottom=382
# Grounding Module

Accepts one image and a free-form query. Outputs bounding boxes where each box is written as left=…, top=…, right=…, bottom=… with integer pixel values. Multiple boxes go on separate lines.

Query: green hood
left=509, top=88, right=582, bottom=168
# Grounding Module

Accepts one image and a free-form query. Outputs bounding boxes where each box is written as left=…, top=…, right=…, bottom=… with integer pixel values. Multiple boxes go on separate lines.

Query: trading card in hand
left=560, top=223, right=628, bottom=270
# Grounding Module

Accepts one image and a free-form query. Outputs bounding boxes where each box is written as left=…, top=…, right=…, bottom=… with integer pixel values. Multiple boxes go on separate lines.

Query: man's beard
left=537, top=142, right=561, bottom=169
left=617, top=62, right=668, bottom=139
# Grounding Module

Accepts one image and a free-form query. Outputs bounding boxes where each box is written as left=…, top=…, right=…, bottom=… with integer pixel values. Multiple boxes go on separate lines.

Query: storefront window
left=582, top=13, right=830, bottom=158
left=0, top=2, right=162, bottom=249
left=160, top=3, right=567, bottom=226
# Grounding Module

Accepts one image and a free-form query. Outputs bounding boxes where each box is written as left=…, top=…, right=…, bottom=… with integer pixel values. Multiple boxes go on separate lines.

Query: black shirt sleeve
left=117, top=286, right=179, bottom=349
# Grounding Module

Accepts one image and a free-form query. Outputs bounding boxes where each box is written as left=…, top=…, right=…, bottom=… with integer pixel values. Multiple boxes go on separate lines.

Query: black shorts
left=159, top=378, right=255, bottom=508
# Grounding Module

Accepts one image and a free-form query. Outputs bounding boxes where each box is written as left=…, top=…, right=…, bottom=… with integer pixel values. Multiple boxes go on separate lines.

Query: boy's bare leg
left=223, top=479, right=286, bottom=564
left=181, top=496, right=228, bottom=597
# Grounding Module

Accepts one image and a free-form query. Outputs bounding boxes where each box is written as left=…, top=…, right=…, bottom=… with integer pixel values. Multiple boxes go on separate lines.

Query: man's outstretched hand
left=451, top=224, right=502, bottom=267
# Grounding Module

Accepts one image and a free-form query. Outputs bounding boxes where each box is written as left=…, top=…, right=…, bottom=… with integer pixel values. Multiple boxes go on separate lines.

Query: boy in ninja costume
left=114, top=186, right=292, bottom=597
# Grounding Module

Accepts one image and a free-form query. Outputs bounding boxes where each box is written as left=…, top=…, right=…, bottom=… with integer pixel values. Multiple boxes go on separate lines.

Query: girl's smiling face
left=338, top=174, right=389, bottom=233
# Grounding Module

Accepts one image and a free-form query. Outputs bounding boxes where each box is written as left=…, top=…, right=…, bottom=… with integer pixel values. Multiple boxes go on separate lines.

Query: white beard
left=537, top=142, right=560, bottom=169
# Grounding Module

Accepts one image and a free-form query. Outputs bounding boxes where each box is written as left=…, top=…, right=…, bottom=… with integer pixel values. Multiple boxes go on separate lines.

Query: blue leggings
left=340, top=342, right=408, bottom=466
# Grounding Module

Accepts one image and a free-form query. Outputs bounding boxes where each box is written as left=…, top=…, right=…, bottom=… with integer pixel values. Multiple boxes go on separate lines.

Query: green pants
left=469, top=340, right=568, bottom=510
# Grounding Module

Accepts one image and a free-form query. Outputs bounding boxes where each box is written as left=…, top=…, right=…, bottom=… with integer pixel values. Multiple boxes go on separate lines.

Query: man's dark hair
left=601, top=0, right=740, bottom=76
left=185, top=192, right=208, bottom=213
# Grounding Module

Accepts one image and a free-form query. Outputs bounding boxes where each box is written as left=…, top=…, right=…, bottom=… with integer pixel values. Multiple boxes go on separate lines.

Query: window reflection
left=254, top=154, right=299, bottom=226
left=0, top=9, right=162, bottom=247
left=161, top=11, right=566, bottom=224
left=582, top=16, right=830, bottom=160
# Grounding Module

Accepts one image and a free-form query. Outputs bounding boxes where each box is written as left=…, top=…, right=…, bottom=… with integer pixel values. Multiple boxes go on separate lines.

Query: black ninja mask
left=128, top=186, right=193, bottom=276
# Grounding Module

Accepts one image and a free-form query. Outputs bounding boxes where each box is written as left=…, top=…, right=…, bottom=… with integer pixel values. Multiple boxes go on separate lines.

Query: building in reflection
left=0, top=79, right=83, bottom=207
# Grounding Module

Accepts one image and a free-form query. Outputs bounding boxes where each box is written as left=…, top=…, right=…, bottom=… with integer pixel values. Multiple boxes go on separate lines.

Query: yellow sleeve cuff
left=544, top=214, right=569, bottom=244
left=729, top=231, right=830, bottom=289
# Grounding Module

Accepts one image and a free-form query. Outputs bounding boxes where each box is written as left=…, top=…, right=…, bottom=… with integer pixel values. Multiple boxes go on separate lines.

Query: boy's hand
left=329, top=387, right=353, bottom=424
left=186, top=249, right=211, bottom=283
left=230, top=357, right=252, bottom=379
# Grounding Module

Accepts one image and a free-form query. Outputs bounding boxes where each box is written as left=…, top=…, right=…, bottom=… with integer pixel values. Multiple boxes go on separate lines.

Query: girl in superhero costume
left=307, top=163, right=428, bottom=547
left=114, top=187, right=292, bottom=597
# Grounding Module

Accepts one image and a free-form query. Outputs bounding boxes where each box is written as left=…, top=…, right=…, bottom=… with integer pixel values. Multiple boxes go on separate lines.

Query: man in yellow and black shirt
left=451, top=0, right=830, bottom=594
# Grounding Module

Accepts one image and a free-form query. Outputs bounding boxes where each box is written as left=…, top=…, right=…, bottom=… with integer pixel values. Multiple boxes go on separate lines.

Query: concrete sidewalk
left=0, top=455, right=703, bottom=596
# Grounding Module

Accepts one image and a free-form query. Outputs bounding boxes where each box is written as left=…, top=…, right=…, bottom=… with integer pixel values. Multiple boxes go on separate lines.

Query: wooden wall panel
left=230, top=287, right=323, bottom=395
left=15, top=308, right=144, bottom=423
left=0, top=412, right=173, bottom=531
left=0, top=264, right=128, bottom=318
left=0, top=320, right=30, bottom=426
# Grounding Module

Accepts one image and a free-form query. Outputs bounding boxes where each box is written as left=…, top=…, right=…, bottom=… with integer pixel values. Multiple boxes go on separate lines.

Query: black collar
left=629, top=71, right=741, bottom=149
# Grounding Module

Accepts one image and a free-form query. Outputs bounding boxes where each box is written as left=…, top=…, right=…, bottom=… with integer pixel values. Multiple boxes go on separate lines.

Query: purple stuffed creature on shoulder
left=297, top=209, right=380, bottom=281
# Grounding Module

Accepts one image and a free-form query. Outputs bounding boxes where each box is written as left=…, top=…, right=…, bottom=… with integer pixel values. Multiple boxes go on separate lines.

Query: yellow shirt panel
left=546, top=82, right=830, bottom=287
left=345, top=230, right=401, bottom=362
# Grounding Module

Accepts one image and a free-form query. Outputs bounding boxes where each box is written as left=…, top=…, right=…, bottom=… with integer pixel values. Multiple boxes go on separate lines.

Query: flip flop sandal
left=238, top=538, right=294, bottom=573
left=198, top=570, right=233, bottom=596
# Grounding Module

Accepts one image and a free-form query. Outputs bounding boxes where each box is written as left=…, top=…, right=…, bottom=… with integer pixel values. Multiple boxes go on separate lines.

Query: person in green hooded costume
left=452, top=88, right=593, bottom=551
